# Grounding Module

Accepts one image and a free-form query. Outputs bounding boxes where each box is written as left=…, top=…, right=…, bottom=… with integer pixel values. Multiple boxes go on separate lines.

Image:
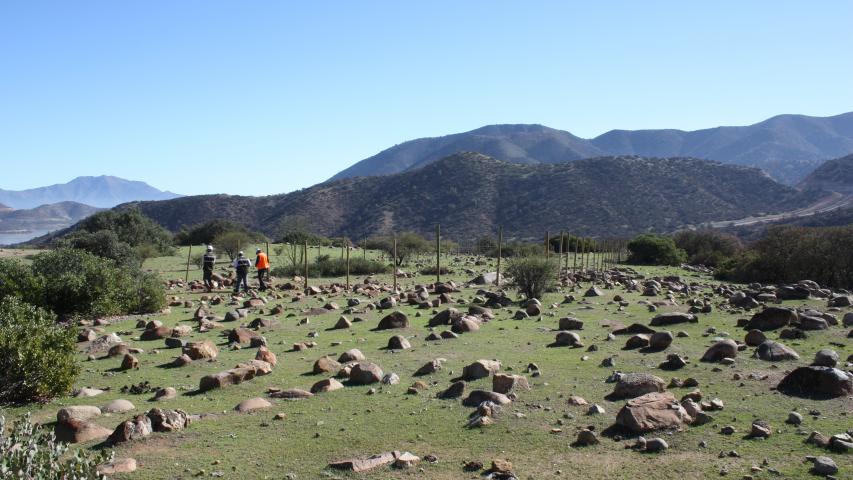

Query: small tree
left=212, top=230, right=255, bottom=260
left=506, top=256, right=559, bottom=300
left=0, top=297, right=79, bottom=404
left=386, top=232, right=431, bottom=266
left=627, top=234, right=686, bottom=266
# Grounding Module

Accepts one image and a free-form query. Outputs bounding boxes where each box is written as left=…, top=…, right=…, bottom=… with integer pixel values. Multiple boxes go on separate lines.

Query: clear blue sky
left=1, top=1, right=852, bottom=196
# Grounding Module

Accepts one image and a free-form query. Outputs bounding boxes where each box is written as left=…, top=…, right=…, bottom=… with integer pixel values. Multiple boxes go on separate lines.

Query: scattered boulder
left=492, top=374, right=530, bottom=394
left=746, top=307, right=797, bottom=331
left=648, top=331, right=673, bottom=350
left=462, top=390, right=512, bottom=407
left=198, top=359, right=273, bottom=392
left=350, top=362, right=384, bottom=385
left=754, top=341, right=800, bottom=361
left=311, top=378, right=345, bottom=393
left=462, top=359, right=501, bottom=380
left=558, top=317, right=584, bottom=330
left=813, top=349, right=839, bottom=368
left=314, top=356, right=341, bottom=374
left=650, top=312, right=696, bottom=326
left=701, top=339, right=738, bottom=363
left=338, top=348, right=365, bottom=363
left=183, top=340, right=218, bottom=360
left=377, top=311, right=409, bottom=330
left=777, top=366, right=853, bottom=399
left=387, top=335, right=411, bottom=350
left=235, top=397, right=272, bottom=412
left=554, top=331, right=583, bottom=347
left=101, top=399, right=135, bottom=414
left=615, top=391, right=692, bottom=433
left=611, top=373, right=666, bottom=399
left=744, top=329, right=767, bottom=347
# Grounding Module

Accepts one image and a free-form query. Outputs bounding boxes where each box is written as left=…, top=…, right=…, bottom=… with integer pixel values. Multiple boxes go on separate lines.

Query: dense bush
left=506, top=256, right=559, bottom=300
left=72, top=207, right=175, bottom=256
left=175, top=219, right=256, bottom=246
left=1, top=413, right=112, bottom=477
left=0, top=297, right=78, bottom=404
left=627, top=234, right=686, bottom=266
left=1, top=249, right=165, bottom=319
left=0, top=259, right=44, bottom=307
left=272, top=256, right=388, bottom=278
left=673, top=229, right=742, bottom=267
left=716, top=225, right=853, bottom=289
left=55, top=230, right=142, bottom=268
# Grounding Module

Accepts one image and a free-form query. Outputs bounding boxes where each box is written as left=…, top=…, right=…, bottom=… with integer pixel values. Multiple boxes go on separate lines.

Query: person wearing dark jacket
left=202, top=245, right=216, bottom=292
left=232, top=251, right=252, bottom=294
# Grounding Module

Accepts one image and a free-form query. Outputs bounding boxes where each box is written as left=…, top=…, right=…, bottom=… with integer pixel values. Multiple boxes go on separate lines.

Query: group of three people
left=202, top=246, right=270, bottom=293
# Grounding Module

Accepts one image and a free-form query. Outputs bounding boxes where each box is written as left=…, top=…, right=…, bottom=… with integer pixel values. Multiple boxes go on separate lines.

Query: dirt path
left=710, top=191, right=853, bottom=228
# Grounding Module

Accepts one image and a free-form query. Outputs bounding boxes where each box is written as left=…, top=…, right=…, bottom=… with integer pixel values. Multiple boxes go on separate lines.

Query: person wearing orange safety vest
left=255, top=248, right=270, bottom=291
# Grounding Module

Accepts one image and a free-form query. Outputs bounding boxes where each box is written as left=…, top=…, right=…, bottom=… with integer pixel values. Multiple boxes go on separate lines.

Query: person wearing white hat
left=232, top=251, right=252, bottom=294
left=202, top=245, right=216, bottom=292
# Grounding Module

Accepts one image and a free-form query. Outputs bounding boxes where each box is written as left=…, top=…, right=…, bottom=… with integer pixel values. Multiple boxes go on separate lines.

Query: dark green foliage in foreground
left=0, top=297, right=79, bottom=404
left=506, top=256, right=558, bottom=300
left=627, top=234, right=687, bottom=266
left=716, top=225, right=853, bottom=289
left=1, top=413, right=111, bottom=475
left=0, top=249, right=165, bottom=319
left=272, top=255, right=389, bottom=278
left=673, top=229, right=742, bottom=267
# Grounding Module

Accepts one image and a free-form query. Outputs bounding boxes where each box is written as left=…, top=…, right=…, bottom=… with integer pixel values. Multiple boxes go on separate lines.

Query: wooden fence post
left=303, top=240, right=309, bottom=290
left=496, top=226, right=503, bottom=287
left=435, top=224, right=441, bottom=284
left=184, top=245, right=192, bottom=285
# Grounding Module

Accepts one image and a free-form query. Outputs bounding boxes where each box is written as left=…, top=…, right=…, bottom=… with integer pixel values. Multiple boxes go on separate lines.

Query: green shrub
left=0, top=297, right=78, bottom=404
left=673, top=229, right=742, bottom=267
left=73, top=207, right=175, bottom=256
left=506, top=256, right=559, bottom=300
left=715, top=225, right=853, bottom=289
left=272, top=256, right=389, bottom=278
left=364, top=232, right=431, bottom=266
left=26, top=249, right=164, bottom=318
left=627, top=234, right=686, bottom=266
left=55, top=230, right=142, bottom=269
left=0, top=413, right=112, bottom=477
left=0, top=259, right=44, bottom=306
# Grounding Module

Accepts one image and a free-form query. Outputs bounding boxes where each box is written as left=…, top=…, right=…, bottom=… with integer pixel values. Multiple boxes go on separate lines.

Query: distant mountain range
left=0, top=201, right=101, bottom=235
left=0, top=175, right=181, bottom=209
left=330, top=112, right=853, bottom=185
left=126, top=153, right=816, bottom=240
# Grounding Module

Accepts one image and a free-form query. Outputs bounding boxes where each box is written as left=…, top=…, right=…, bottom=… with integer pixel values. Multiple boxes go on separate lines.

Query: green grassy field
left=3, top=246, right=851, bottom=479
